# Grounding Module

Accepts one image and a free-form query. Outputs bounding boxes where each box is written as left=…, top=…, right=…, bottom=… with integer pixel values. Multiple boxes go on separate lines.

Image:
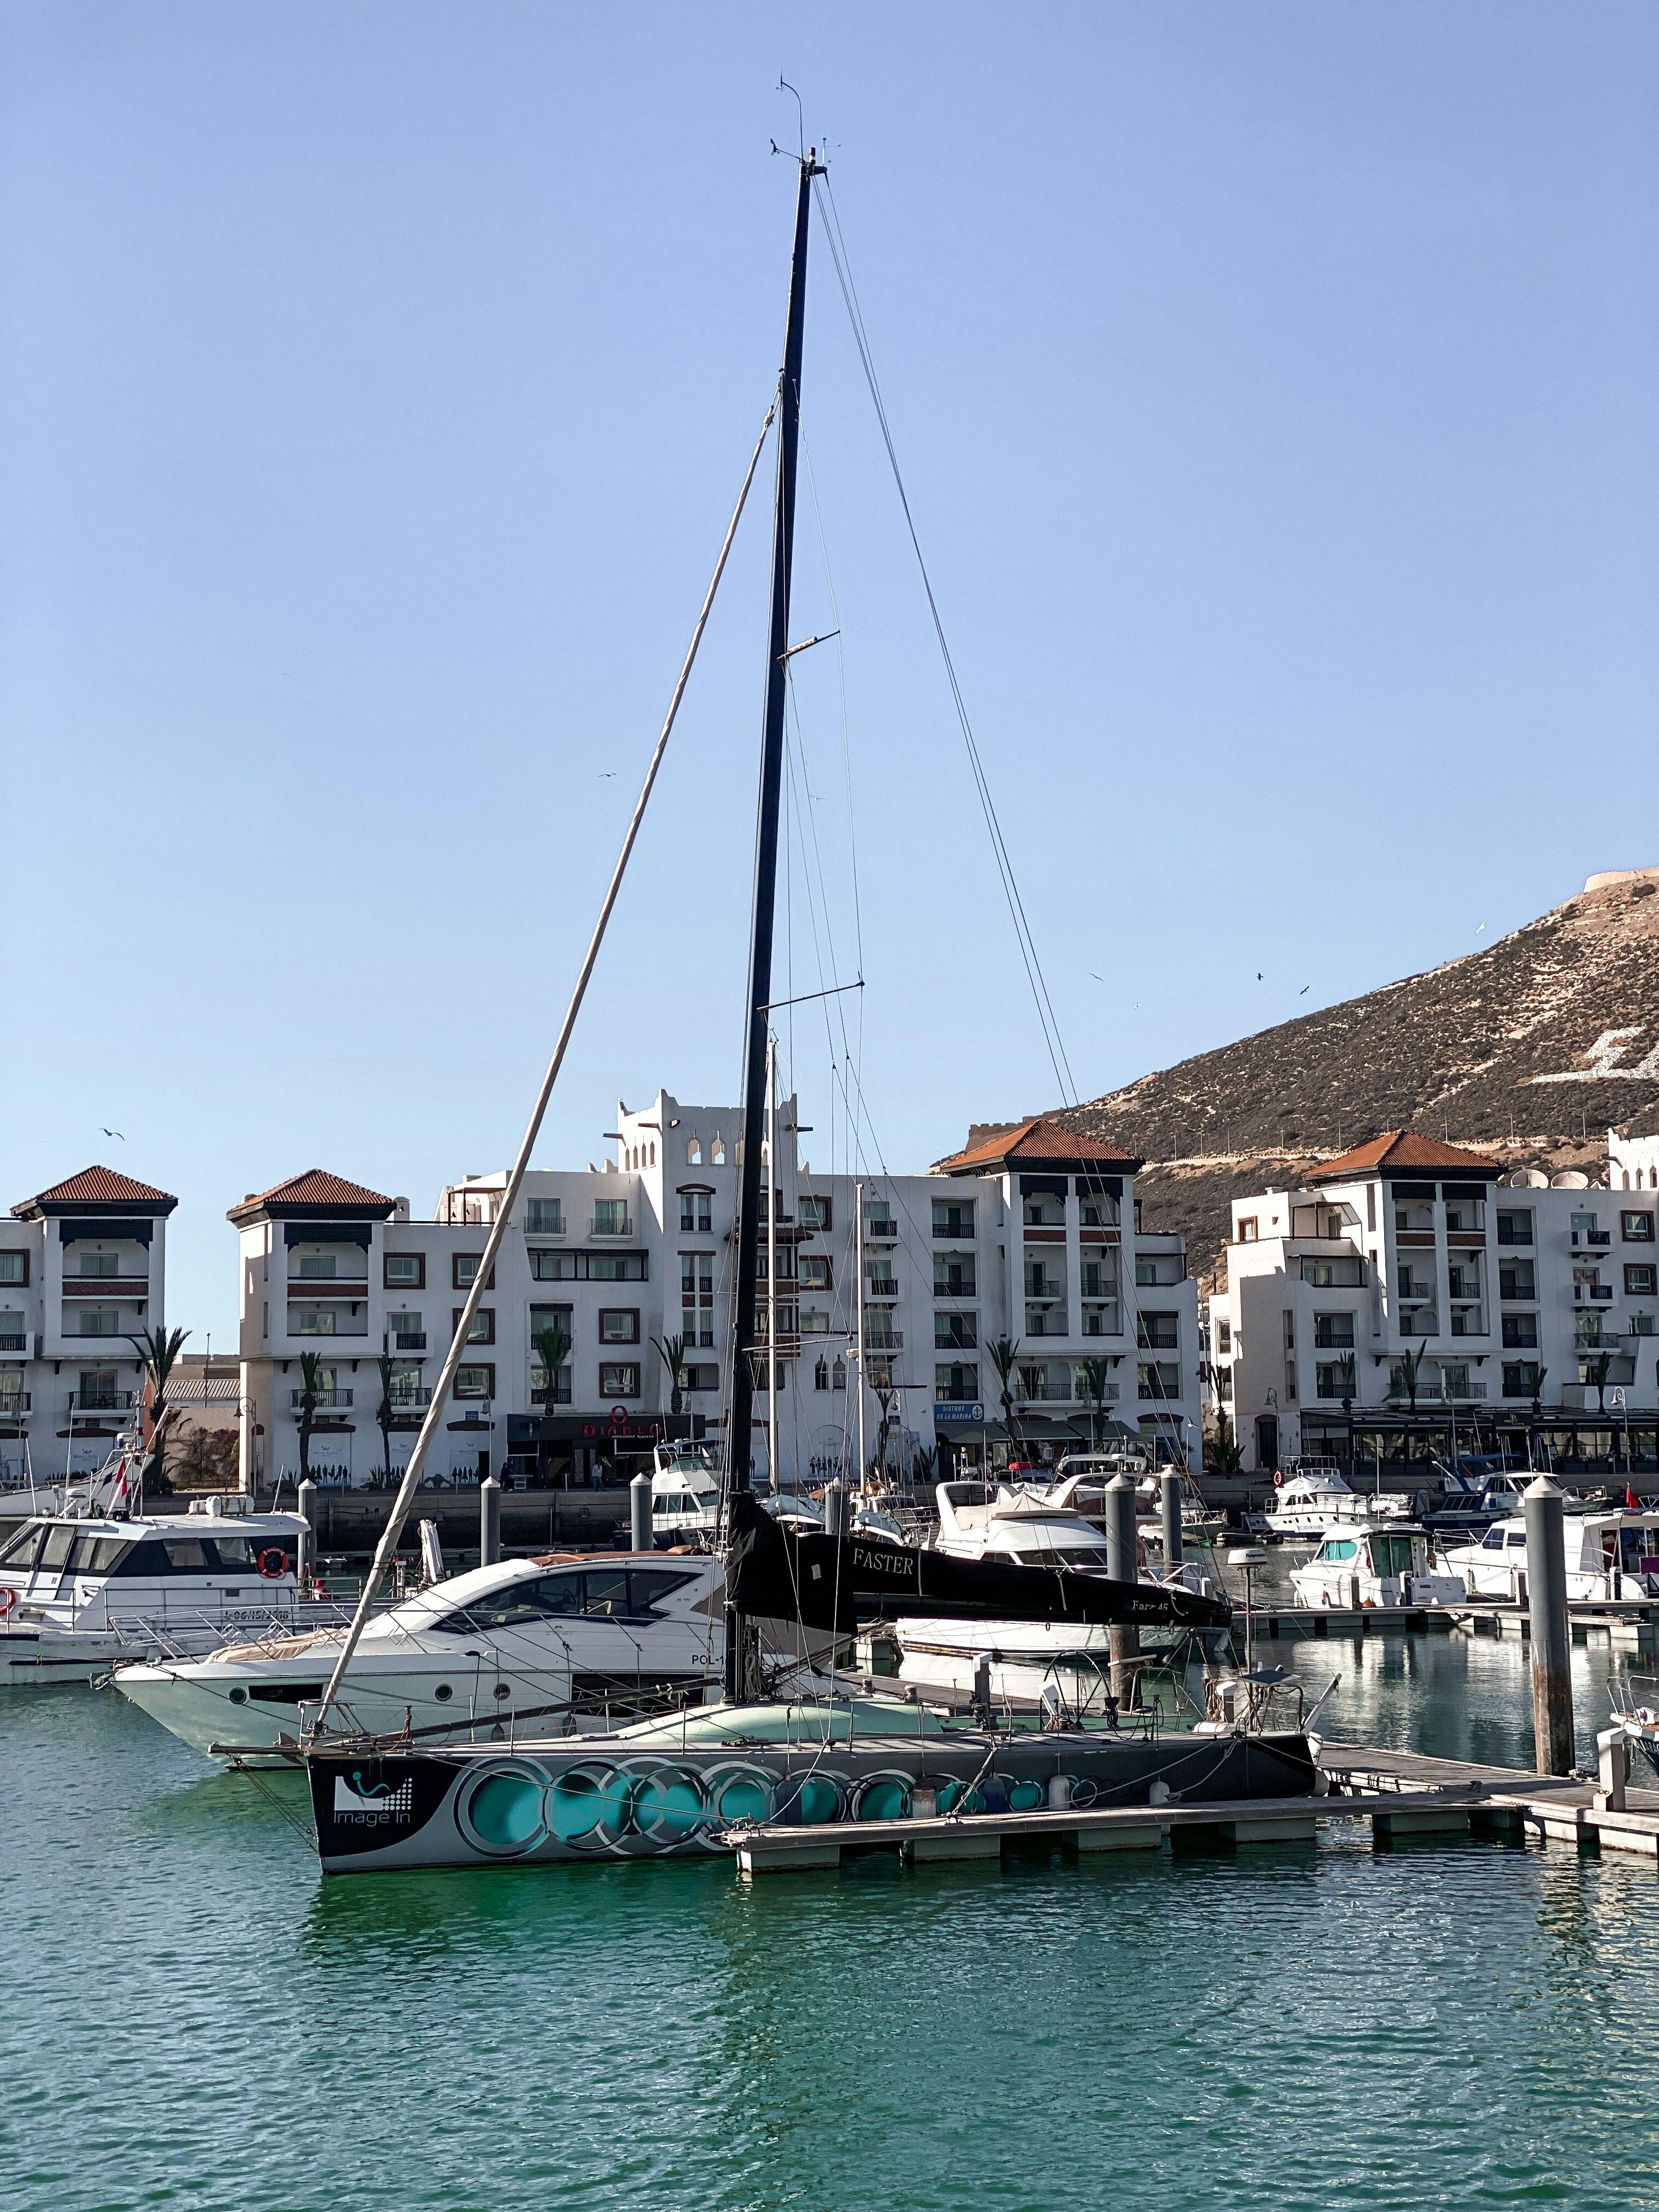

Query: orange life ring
left=257, top=1548, right=290, bottom=1580
left=1273, top=1470, right=1284, bottom=1487
left=0, top=1584, right=16, bottom=1618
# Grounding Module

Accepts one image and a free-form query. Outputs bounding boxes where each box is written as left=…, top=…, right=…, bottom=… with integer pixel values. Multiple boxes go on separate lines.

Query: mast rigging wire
left=812, top=173, right=1078, bottom=1106
left=309, top=398, right=778, bottom=1734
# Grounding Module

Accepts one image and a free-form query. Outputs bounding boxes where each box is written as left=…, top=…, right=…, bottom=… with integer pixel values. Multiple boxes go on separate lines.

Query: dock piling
left=296, top=1478, right=318, bottom=1585
left=479, top=1475, right=501, bottom=1568
left=629, top=1471, right=651, bottom=1552
left=1160, top=1471, right=1183, bottom=1568
left=1105, top=1475, right=1140, bottom=1702
left=1524, top=1477, right=1574, bottom=1776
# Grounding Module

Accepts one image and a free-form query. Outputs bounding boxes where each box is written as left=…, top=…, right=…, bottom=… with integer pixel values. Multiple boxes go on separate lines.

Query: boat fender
left=257, top=1548, right=290, bottom=1579
left=0, top=1584, right=16, bottom=1618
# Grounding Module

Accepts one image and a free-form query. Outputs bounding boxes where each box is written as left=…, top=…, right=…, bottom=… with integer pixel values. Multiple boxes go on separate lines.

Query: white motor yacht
left=1290, top=1523, right=1465, bottom=1610
left=649, top=1442, right=721, bottom=1546
left=1438, top=1509, right=1659, bottom=1604
left=1263, top=1468, right=1414, bottom=1543
left=114, top=1548, right=725, bottom=1764
left=0, top=1494, right=324, bottom=1687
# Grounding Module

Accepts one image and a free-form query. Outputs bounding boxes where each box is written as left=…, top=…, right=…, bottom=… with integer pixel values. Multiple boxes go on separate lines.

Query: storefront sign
left=934, top=1403, right=985, bottom=1425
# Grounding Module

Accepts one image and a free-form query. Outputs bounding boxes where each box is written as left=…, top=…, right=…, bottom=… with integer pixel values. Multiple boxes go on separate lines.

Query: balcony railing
left=864, top=1219, right=898, bottom=1244
left=864, top=1279, right=899, bottom=1301
left=1399, top=1310, right=1439, bottom=1337
left=590, top=1216, right=633, bottom=1239
left=1449, top=1310, right=1487, bottom=1337
left=388, top=1331, right=427, bottom=1352
left=1026, top=1312, right=1069, bottom=1338
left=0, top=1334, right=25, bottom=1353
left=531, top=1385, right=574, bottom=1407
left=0, top=1392, right=30, bottom=1415
left=291, top=1388, right=354, bottom=1409
left=65, top=1390, right=135, bottom=1412
left=386, top=1387, right=434, bottom=1412
left=862, top=1329, right=903, bottom=1351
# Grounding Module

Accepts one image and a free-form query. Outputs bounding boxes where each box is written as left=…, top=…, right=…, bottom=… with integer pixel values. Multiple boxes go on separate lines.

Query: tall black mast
left=726, top=151, right=820, bottom=1693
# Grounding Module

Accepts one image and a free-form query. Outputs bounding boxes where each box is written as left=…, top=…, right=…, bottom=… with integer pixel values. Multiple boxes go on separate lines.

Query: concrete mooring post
left=1105, top=1474, right=1141, bottom=1706
left=479, top=1475, right=502, bottom=1568
left=629, top=1471, right=651, bottom=1553
left=1525, top=1475, right=1574, bottom=1775
left=296, top=1478, right=318, bottom=1585
left=1160, top=1470, right=1183, bottom=1569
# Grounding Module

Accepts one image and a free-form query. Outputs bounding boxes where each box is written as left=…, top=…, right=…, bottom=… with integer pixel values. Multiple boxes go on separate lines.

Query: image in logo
left=335, top=1771, right=414, bottom=1818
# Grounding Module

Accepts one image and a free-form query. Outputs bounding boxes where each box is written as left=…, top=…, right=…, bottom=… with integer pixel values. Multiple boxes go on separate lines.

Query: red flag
left=1627, top=1484, right=1640, bottom=1511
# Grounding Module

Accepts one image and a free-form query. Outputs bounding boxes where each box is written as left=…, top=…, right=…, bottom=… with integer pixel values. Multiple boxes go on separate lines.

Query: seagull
left=1090, top=973, right=1106, bottom=983
left=1299, top=986, right=1310, bottom=996
left=600, top=772, right=616, bottom=779
left=103, top=1127, right=125, bottom=1141
left=1257, top=973, right=1262, bottom=981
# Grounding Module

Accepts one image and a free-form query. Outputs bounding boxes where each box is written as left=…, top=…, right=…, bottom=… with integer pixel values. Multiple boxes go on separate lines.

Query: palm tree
left=988, top=1335, right=1022, bottom=1456
left=297, top=1351, right=326, bottom=1486
left=651, top=1332, right=689, bottom=1417
left=872, top=1385, right=899, bottom=1481
left=1077, top=1356, right=1114, bottom=1449
left=375, top=1354, right=397, bottom=1483
left=1530, top=1363, right=1548, bottom=1419
left=127, top=1323, right=189, bottom=1488
left=1587, top=1350, right=1613, bottom=1419
left=1205, top=1410, right=1244, bottom=1474
left=533, top=1324, right=572, bottom=1409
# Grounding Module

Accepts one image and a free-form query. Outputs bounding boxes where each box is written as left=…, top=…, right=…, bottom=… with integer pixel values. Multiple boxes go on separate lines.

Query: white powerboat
left=1438, top=1510, right=1659, bottom=1604
left=114, top=1547, right=725, bottom=1764
left=650, top=1442, right=721, bottom=1545
left=1264, top=1468, right=1414, bottom=1543
left=0, top=1493, right=326, bottom=1687
left=1290, top=1522, right=1465, bottom=1610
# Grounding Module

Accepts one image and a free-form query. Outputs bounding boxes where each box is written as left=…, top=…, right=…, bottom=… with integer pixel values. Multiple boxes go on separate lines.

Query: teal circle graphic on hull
left=454, top=1760, right=552, bottom=1857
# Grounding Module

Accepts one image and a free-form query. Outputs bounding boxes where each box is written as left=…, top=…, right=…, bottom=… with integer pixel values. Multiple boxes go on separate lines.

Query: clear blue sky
left=5, top=3, right=1656, bottom=1341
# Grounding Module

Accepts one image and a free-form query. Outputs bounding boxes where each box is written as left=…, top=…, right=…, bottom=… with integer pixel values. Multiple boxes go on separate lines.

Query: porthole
left=492, top=1683, right=511, bottom=1700
left=433, top=1684, right=454, bottom=1703
left=228, top=1685, right=249, bottom=1706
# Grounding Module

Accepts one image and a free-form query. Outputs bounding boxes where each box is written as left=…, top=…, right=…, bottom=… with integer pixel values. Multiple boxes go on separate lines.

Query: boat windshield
left=424, top=1566, right=700, bottom=1633
left=1314, top=1538, right=1359, bottom=1562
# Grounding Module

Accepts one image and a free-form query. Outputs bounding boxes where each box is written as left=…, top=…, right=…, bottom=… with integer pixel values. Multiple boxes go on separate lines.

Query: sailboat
left=289, top=153, right=1317, bottom=1873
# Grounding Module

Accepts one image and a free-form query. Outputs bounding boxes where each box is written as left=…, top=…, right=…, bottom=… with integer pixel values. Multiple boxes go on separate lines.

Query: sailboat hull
left=305, top=1720, right=1317, bottom=1873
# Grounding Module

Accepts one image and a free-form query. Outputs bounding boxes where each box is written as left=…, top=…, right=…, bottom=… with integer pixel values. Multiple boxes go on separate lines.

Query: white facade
left=1206, top=1133, right=1659, bottom=1472
left=0, top=1168, right=175, bottom=1487
left=234, top=1101, right=1202, bottom=1490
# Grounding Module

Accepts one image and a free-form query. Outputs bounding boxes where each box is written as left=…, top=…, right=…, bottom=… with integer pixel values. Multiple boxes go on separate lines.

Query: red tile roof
left=228, top=1170, right=396, bottom=1224
left=932, top=1115, right=1142, bottom=1177
left=1307, top=1130, right=1501, bottom=1182
left=12, top=1165, right=178, bottom=1218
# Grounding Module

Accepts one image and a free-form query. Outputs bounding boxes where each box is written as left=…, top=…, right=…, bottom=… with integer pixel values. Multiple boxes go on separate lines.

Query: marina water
left=5, top=1633, right=1659, bottom=2212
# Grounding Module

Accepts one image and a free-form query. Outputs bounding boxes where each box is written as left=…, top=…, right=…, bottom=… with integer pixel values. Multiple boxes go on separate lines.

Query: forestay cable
left=310, top=398, right=778, bottom=1733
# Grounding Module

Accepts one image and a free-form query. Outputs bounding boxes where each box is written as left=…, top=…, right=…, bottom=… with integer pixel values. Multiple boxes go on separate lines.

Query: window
left=594, top=1198, right=630, bottom=1237
left=1496, top=1210, right=1534, bottom=1246
left=0, top=1311, right=25, bottom=1352
left=386, top=1362, right=425, bottom=1409
left=864, top=1200, right=896, bottom=1240
left=684, top=1364, right=719, bottom=1392
left=599, top=1308, right=640, bottom=1344
left=935, top=1311, right=977, bottom=1350
left=1367, top=1184, right=1376, bottom=1232
left=1499, top=1260, right=1536, bottom=1300
left=532, top=1250, right=647, bottom=1282
left=798, top=1194, right=832, bottom=1231
left=453, top=1253, right=495, bottom=1290
left=1313, top=1313, right=1355, bottom=1348
left=679, top=1190, right=713, bottom=1234
left=799, top=1309, right=831, bottom=1335
left=0, top=1251, right=26, bottom=1284
left=77, top=1368, right=119, bottom=1409
left=1314, top=1363, right=1353, bottom=1401
left=934, top=1254, right=976, bottom=1298
left=453, top=1307, right=495, bottom=1345
left=529, top=1302, right=573, bottom=1341
left=815, top=1357, right=829, bottom=1391
left=387, top=1310, right=425, bottom=1350
left=78, top=1251, right=119, bottom=1278
left=385, top=1252, right=425, bottom=1288
left=798, top=1254, right=833, bottom=1290
left=1217, top=1321, right=1232, bottom=1355
left=1238, top=1218, right=1258, bottom=1243
left=454, top=1364, right=494, bottom=1400
left=936, top=1362, right=979, bottom=1402
left=1138, top=1313, right=1178, bottom=1350
left=1138, top=1362, right=1181, bottom=1401
left=1502, top=1315, right=1538, bottom=1348
left=681, top=1252, right=715, bottom=1347
left=866, top=1260, right=899, bottom=1298
left=1626, top=1264, right=1657, bottom=1297
left=1079, top=1259, right=1118, bottom=1300
left=599, top=1361, right=641, bottom=1398
left=80, top=1308, right=121, bottom=1337
left=1503, top=1362, right=1541, bottom=1399
left=1077, top=1190, right=1119, bottom=1228
left=1623, top=1211, right=1656, bottom=1243
left=831, top=1357, right=847, bottom=1391
left=297, top=1253, right=336, bottom=1280
left=1301, top=1257, right=1363, bottom=1288
left=526, top=1199, right=564, bottom=1235
left=1282, top=1311, right=1295, bottom=1348
left=932, top=1198, right=975, bottom=1238
left=1023, top=1260, right=1056, bottom=1299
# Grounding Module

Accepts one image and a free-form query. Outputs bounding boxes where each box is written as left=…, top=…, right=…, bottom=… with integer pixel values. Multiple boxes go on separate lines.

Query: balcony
left=862, top=1329, right=904, bottom=1352
left=864, top=1278, right=899, bottom=1302
left=386, top=1387, right=435, bottom=1413
left=0, top=1334, right=25, bottom=1353
left=1573, top=1285, right=1616, bottom=1305
left=1080, top=1307, right=1122, bottom=1338
left=1399, top=1310, right=1440, bottom=1338
left=530, top=1385, right=574, bottom=1408
left=0, top=1392, right=30, bottom=1418
left=864, top=1216, right=899, bottom=1244
left=65, top=1389, right=135, bottom=1413
left=1449, top=1308, right=1487, bottom=1338
left=291, top=1388, right=354, bottom=1409
left=590, top=1215, right=634, bottom=1239
left=387, top=1331, right=428, bottom=1352
left=1026, top=1310, right=1069, bottom=1339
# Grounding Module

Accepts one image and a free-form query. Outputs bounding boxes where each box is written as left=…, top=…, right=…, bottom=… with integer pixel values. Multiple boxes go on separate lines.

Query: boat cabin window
left=1317, top=1539, right=1359, bottom=1562
left=1506, top=1532, right=1526, bottom=1549
left=64, top=1533, right=137, bottom=1574
left=0, top=1525, right=47, bottom=1570
left=1480, top=1527, right=1508, bottom=1550
left=428, top=1568, right=698, bottom=1632
left=39, top=1526, right=77, bottom=1572
left=201, top=1535, right=263, bottom=1570
left=1370, top=1534, right=1415, bottom=1577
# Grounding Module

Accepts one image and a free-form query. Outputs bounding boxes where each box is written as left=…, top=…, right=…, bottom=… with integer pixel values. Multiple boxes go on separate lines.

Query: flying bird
left=1299, top=986, right=1310, bottom=996
left=1256, top=973, right=1262, bottom=981
left=103, top=1127, right=125, bottom=1141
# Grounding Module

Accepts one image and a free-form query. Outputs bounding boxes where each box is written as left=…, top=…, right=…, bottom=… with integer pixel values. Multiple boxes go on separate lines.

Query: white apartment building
left=1207, top=1130, right=1659, bottom=1473
left=0, top=1166, right=177, bottom=1485
left=232, top=1099, right=1201, bottom=1491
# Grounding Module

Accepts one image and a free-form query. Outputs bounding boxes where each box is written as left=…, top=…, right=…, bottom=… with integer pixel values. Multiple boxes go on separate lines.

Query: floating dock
left=1251, top=1599, right=1658, bottom=1646
left=721, top=1738, right=1659, bottom=1875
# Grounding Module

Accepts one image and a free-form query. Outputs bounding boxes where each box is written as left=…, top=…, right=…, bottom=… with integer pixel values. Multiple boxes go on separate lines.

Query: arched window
left=649, top=1142, right=656, bottom=1167
left=814, top=1357, right=828, bottom=1392
left=712, top=1139, right=726, bottom=1166
left=1623, top=1171, right=1631, bottom=1189
left=832, top=1357, right=847, bottom=1391
left=687, top=1139, right=702, bottom=1165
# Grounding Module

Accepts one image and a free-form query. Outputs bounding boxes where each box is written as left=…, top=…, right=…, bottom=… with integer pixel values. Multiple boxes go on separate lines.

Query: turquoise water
left=5, top=1637, right=1659, bottom=2212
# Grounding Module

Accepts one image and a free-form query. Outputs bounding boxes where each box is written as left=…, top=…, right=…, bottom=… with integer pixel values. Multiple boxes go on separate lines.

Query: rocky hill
left=1057, top=867, right=1659, bottom=1289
